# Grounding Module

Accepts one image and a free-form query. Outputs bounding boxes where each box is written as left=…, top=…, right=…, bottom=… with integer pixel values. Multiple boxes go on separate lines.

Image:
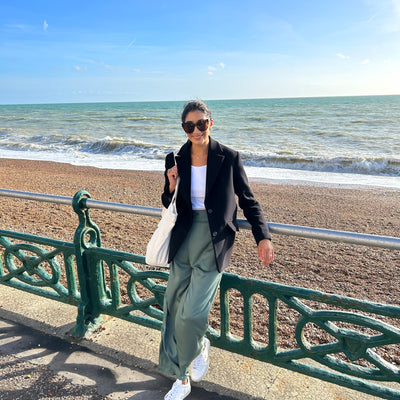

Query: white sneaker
left=190, top=337, right=210, bottom=382
left=164, top=379, right=191, bottom=400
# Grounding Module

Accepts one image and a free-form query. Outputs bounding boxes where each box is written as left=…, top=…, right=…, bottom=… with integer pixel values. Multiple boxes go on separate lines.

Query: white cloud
left=73, top=65, right=87, bottom=72
left=208, top=66, right=217, bottom=76
left=207, top=63, right=226, bottom=76
left=336, top=53, right=350, bottom=59
left=361, top=59, right=371, bottom=64
left=43, top=20, right=48, bottom=31
left=71, top=59, right=112, bottom=71
left=101, top=61, right=112, bottom=70
left=6, top=24, right=31, bottom=31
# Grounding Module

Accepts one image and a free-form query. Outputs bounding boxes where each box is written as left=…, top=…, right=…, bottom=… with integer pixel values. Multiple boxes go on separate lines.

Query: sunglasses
left=182, top=119, right=210, bottom=134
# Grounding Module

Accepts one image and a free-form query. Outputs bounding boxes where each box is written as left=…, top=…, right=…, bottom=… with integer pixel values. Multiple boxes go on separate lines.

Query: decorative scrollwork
left=0, top=234, right=79, bottom=305
left=94, top=256, right=169, bottom=322
left=126, top=269, right=169, bottom=320
left=1, top=242, right=62, bottom=286
left=295, top=310, right=400, bottom=380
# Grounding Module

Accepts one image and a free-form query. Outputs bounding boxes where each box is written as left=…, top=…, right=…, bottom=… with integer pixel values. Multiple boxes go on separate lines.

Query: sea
left=1, top=95, right=399, bottom=189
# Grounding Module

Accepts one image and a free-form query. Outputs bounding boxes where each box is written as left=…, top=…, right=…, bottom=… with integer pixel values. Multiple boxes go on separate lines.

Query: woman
left=159, top=100, right=274, bottom=400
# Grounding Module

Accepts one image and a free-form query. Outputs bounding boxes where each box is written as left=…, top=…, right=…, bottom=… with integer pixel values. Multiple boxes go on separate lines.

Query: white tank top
left=191, top=165, right=207, bottom=210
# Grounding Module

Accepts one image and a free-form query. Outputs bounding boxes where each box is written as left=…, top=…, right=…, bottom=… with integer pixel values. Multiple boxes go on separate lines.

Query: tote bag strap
left=171, top=176, right=180, bottom=204
left=170, top=152, right=179, bottom=203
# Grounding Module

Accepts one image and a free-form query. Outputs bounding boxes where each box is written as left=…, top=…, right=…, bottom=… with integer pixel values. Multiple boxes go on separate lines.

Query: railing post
left=69, top=190, right=105, bottom=338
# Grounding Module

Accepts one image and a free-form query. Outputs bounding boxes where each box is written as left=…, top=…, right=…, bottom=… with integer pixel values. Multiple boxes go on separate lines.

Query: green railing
left=1, top=188, right=400, bottom=399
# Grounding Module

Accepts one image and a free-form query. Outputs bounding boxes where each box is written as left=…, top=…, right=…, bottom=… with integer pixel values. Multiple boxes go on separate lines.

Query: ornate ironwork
left=84, top=247, right=168, bottom=330
left=0, top=230, right=79, bottom=304
left=215, top=273, right=400, bottom=399
left=69, top=190, right=106, bottom=338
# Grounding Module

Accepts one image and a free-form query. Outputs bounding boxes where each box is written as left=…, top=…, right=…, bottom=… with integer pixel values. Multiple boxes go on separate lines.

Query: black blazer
left=162, top=137, right=271, bottom=273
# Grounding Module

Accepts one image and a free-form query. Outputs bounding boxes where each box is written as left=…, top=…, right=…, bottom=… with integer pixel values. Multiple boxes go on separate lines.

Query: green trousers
left=159, top=210, right=222, bottom=380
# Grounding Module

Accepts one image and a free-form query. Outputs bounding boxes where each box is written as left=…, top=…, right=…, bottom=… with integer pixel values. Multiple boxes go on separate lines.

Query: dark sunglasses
left=181, top=119, right=209, bottom=134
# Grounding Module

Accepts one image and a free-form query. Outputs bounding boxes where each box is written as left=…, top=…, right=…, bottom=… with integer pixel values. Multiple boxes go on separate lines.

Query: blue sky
left=1, top=0, right=400, bottom=104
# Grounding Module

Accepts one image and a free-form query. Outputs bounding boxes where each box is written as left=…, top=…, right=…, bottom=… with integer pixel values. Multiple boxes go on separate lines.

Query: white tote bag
left=145, top=177, right=180, bottom=267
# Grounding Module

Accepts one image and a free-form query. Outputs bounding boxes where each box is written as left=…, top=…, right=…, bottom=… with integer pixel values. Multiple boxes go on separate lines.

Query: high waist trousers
left=158, top=210, right=222, bottom=380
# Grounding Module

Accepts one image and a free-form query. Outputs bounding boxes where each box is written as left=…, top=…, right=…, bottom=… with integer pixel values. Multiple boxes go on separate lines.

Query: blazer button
left=208, top=209, right=213, bottom=214
left=212, top=231, right=218, bottom=237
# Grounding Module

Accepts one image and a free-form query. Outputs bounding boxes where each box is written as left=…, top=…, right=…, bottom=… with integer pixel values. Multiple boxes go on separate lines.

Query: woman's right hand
left=167, top=165, right=179, bottom=193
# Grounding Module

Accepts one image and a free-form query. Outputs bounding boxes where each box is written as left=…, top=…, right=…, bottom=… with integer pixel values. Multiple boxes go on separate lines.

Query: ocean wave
left=0, top=134, right=169, bottom=158
left=3, top=142, right=398, bottom=177
left=0, top=128, right=13, bottom=136
left=87, top=116, right=169, bottom=123
left=80, top=138, right=149, bottom=154
left=1, top=96, right=399, bottom=179
left=241, top=153, right=400, bottom=176
left=1, top=132, right=399, bottom=176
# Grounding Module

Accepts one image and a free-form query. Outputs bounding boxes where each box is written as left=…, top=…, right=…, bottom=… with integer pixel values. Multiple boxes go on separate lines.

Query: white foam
left=245, top=166, right=400, bottom=190
left=1, top=150, right=399, bottom=190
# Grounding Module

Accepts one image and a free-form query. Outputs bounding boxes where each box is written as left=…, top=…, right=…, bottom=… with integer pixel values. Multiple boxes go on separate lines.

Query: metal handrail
left=1, top=188, right=400, bottom=250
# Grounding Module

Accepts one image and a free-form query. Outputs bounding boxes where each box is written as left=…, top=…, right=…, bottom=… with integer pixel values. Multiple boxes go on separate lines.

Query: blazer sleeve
left=233, top=152, right=271, bottom=243
left=161, top=152, right=176, bottom=208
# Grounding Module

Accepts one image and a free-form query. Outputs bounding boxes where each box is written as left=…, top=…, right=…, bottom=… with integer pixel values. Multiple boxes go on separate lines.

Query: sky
left=1, top=0, right=400, bottom=104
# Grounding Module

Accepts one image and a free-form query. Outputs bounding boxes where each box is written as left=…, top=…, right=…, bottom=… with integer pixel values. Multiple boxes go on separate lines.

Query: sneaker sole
left=190, top=338, right=210, bottom=382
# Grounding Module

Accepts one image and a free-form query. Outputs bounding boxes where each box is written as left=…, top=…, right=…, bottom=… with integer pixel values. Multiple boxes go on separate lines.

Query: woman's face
left=184, top=110, right=213, bottom=147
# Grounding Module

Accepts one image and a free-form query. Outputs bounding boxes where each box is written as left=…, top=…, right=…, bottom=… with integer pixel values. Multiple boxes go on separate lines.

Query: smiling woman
left=158, top=100, right=274, bottom=399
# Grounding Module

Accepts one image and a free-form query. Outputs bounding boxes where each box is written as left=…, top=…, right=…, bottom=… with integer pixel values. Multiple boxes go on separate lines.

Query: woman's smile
left=184, top=110, right=212, bottom=147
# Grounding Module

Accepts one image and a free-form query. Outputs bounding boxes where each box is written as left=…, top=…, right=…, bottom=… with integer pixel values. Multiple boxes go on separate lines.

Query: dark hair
left=181, top=100, right=212, bottom=123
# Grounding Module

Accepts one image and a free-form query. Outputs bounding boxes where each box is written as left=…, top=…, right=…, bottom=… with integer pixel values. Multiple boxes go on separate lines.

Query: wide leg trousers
left=158, top=210, right=222, bottom=380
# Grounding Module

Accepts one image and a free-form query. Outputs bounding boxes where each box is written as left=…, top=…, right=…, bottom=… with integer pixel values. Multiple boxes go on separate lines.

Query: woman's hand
left=167, top=165, right=179, bottom=193
left=258, top=239, right=274, bottom=266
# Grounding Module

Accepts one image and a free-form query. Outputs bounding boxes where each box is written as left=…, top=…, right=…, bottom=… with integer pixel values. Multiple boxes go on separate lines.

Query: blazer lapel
left=206, top=137, right=225, bottom=198
left=176, top=141, right=192, bottom=207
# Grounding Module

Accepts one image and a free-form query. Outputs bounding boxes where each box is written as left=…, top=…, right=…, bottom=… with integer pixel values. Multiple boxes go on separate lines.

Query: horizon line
left=1, top=93, right=399, bottom=107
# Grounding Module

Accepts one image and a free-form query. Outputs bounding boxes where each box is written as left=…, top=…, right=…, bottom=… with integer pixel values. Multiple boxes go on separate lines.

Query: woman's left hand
left=258, top=239, right=274, bottom=266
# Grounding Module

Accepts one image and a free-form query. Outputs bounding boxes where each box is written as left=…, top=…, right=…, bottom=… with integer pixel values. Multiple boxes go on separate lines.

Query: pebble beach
left=1, top=158, right=400, bottom=363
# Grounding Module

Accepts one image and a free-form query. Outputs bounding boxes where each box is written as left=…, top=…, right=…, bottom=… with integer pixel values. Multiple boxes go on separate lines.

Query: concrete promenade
left=0, top=285, right=387, bottom=399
